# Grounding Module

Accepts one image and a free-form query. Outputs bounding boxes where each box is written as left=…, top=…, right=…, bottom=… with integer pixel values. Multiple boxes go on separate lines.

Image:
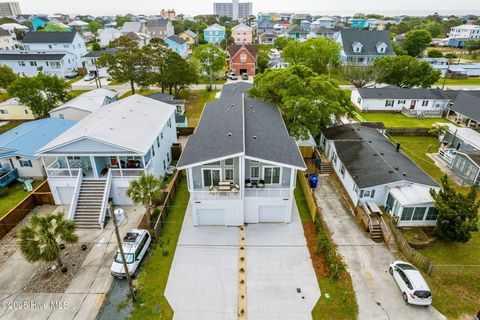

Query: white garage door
left=259, top=206, right=286, bottom=223
left=56, top=187, right=74, bottom=204
left=197, top=209, right=225, bottom=226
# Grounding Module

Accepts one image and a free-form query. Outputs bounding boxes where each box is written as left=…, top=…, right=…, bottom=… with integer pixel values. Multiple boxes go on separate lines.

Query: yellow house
left=0, top=98, right=36, bottom=120
left=179, top=29, right=198, bottom=45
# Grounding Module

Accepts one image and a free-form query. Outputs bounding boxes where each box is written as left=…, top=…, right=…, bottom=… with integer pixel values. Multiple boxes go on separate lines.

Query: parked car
left=65, top=71, right=78, bottom=79
left=226, top=71, right=238, bottom=80
left=110, top=229, right=151, bottom=279
left=389, top=261, right=432, bottom=306
left=83, top=72, right=96, bottom=81
left=241, top=73, right=248, bottom=80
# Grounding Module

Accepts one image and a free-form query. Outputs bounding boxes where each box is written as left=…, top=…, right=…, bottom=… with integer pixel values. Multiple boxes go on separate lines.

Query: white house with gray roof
left=38, top=94, right=177, bottom=229
left=336, top=29, right=395, bottom=65
left=320, top=124, right=440, bottom=227
left=177, top=83, right=305, bottom=226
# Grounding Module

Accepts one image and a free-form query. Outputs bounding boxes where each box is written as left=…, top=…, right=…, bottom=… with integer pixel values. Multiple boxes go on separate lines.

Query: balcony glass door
left=203, top=169, right=221, bottom=187
left=263, top=167, right=280, bottom=184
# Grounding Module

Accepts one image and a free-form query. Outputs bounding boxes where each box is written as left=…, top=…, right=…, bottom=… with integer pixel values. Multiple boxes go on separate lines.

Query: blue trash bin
left=309, top=174, right=318, bottom=188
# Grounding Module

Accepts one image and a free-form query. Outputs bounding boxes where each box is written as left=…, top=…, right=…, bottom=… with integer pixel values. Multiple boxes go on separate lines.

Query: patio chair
left=245, top=179, right=253, bottom=188
left=257, top=179, right=265, bottom=188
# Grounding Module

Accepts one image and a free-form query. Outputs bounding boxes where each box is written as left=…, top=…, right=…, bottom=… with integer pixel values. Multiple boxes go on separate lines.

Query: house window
left=263, top=167, right=281, bottom=184
left=363, top=190, right=371, bottom=198
left=357, top=97, right=362, bottom=104
left=48, top=45, right=52, bottom=49
left=161, top=132, right=164, bottom=139
left=59, top=114, right=64, bottom=119
left=224, top=168, right=234, bottom=181
left=340, top=164, right=345, bottom=178
left=412, top=207, right=427, bottom=220
left=422, top=100, right=429, bottom=107
left=425, top=207, right=438, bottom=220
left=385, top=100, right=394, bottom=107
left=18, top=159, right=32, bottom=167
left=151, top=146, right=155, bottom=157
left=224, top=158, right=234, bottom=166
left=240, top=54, right=247, bottom=63
left=401, top=207, right=414, bottom=221
left=398, top=100, right=406, bottom=105
left=0, top=109, right=8, bottom=114
left=206, top=161, right=221, bottom=166
left=29, top=61, right=37, bottom=66
left=250, top=166, right=260, bottom=179
left=157, top=137, right=160, bottom=148
left=163, top=160, right=166, bottom=170
left=202, top=168, right=221, bottom=187
left=24, top=110, right=28, bottom=114
left=18, top=61, right=25, bottom=66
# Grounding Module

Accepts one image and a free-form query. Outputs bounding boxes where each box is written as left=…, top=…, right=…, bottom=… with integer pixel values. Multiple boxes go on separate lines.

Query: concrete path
left=165, top=205, right=239, bottom=320
left=246, top=203, right=320, bottom=320
left=314, top=176, right=445, bottom=320
left=0, top=205, right=144, bottom=320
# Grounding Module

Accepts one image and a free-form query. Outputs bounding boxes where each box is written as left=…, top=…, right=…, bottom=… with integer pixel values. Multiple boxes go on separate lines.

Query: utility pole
left=110, top=204, right=136, bottom=301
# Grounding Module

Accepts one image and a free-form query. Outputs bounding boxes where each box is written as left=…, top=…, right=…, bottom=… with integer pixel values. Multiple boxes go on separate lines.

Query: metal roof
left=0, top=118, right=76, bottom=159
left=38, top=95, right=176, bottom=155
left=49, top=89, right=118, bottom=113
left=177, top=83, right=305, bottom=169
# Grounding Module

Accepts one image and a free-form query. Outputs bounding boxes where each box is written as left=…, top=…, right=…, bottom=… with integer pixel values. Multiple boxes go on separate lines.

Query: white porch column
left=116, top=156, right=123, bottom=177
left=65, top=156, right=72, bottom=177
left=187, top=168, right=194, bottom=192
left=141, top=156, right=146, bottom=175
left=240, top=155, right=245, bottom=199
left=90, top=156, right=98, bottom=179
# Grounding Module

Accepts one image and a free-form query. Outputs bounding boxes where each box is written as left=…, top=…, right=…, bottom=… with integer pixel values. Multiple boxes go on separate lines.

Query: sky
left=16, top=0, right=480, bottom=17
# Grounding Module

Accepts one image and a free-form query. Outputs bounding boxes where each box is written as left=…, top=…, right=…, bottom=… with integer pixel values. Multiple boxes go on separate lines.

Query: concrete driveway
left=0, top=205, right=144, bottom=320
left=246, top=204, right=320, bottom=320
left=314, top=176, right=445, bottom=320
left=165, top=206, right=239, bottom=320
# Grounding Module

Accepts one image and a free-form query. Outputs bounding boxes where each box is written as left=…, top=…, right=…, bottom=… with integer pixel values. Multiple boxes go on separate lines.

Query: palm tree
left=19, top=213, right=78, bottom=268
left=126, top=173, right=163, bottom=228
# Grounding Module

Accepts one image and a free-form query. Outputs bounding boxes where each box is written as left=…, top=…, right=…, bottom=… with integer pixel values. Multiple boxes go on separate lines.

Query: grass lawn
left=294, top=183, right=358, bottom=320
left=359, top=112, right=451, bottom=128
left=181, top=89, right=219, bottom=127
left=66, top=77, right=82, bottom=85
left=119, top=89, right=160, bottom=99
left=0, top=180, right=43, bottom=219
left=130, top=176, right=189, bottom=320
left=108, top=79, right=128, bottom=85
left=387, top=134, right=480, bottom=319
left=0, top=92, right=9, bottom=103
left=68, top=90, right=90, bottom=99
left=196, top=77, right=227, bottom=85
left=434, top=77, right=480, bottom=86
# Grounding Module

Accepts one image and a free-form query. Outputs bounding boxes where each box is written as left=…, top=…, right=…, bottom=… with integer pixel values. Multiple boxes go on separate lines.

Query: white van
left=110, top=229, right=152, bottom=279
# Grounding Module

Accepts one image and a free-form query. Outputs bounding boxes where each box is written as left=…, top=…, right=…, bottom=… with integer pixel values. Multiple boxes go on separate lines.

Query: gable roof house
left=49, top=88, right=119, bottom=121
left=145, top=18, right=174, bottom=39
left=287, top=24, right=308, bottom=40
left=258, top=32, right=278, bottom=45
left=146, top=92, right=188, bottom=127
left=320, top=124, right=440, bottom=227
left=0, top=118, right=76, bottom=183
left=309, top=27, right=336, bottom=39
left=179, top=29, right=198, bottom=45
left=336, top=29, right=395, bottom=65
left=120, top=21, right=147, bottom=34
left=227, top=44, right=258, bottom=76
left=446, top=90, right=480, bottom=128
left=203, top=23, right=226, bottom=45
left=0, top=27, right=17, bottom=51
left=165, top=35, right=188, bottom=58
left=38, top=94, right=178, bottom=229
left=256, top=19, right=275, bottom=35
left=177, top=82, right=305, bottom=226
left=98, top=28, right=122, bottom=47
left=231, top=23, right=253, bottom=45
left=0, top=97, right=37, bottom=120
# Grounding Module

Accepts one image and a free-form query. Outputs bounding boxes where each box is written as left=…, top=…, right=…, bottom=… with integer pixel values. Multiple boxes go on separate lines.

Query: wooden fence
left=297, top=172, right=319, bottom=221
left=177, top=127, right=195, bottom=136
left=0, top=180, right=54, bottom=239
left=152, top=170, right=182, bottom=239
left=384, top=214, right=434, bottom=275
left=386, top=127, right=431, bottom=136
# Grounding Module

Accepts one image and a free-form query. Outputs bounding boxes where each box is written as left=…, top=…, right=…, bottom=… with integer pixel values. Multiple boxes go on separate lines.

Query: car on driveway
left=226, top=71, right=238, bottom=80
left=84, top=72, right=96, bottom=81
left=241, top=73, right=248, bottom=80
left=111, top=229, right=151, bottom=279
left=389, top=261, right=432, bottom=306
left=65, top=71, right=78, bottom=79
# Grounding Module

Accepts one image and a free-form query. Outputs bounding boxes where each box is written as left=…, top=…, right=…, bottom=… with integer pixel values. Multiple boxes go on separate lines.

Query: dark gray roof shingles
left=0, top=53, right=66, bottom=60
left=340, top=29, right=394, bottom=56
left=22, top=31, right=78, bottom=43
left=357, top=87, right=459, bottom=100
left=448, top=91, right=480, bottom=122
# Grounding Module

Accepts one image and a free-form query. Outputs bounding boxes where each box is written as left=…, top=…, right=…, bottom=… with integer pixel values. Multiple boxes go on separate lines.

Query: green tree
left=143, top=38, right=170, bottom=91
left=162, top=51, right=198, bottom=96
left=126, top=173, right=163, bottom=229
left=91, top=41, right=102, bottom=51
left=274, top=36, right=293, bottom=49
left=0, top=65, right=18, bottom=89
left=430, top=176, right=479, bottom=243
left=172, top=20, right=185, bottom=35
left=373, top=55, right=441, bottom=88
left=98, top=36, right=151, bottom=94
left=250, top=65, right=353, bottom=139
left=427, top=49, right=444, bottom=58
left=192, top=44, right=226, bottom=90
left=465, top=40, right=480, bottom=54
left=115, top=15, right=131, bottom=28
left=88, top=21, right=103, bottom=34
left=19, top=213, right=78, bottom=268
left=340, top=65, right=376, bottom=88
left=257, top=44, right=273, bottom=74
left=426, top=22, right=444, bottom=38
left=283, top=38, right=340, bottom=74
left=403, top=29, right=432, bottom=57
left=7, top=74, right=70, bottom=118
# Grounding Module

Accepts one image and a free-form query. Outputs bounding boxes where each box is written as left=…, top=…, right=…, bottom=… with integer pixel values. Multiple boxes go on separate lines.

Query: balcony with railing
left=438, top=148, right=457, bottom=165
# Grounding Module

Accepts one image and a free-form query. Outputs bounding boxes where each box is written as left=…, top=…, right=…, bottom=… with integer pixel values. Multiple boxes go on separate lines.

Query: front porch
left=446, top=109, right=479, bottom=128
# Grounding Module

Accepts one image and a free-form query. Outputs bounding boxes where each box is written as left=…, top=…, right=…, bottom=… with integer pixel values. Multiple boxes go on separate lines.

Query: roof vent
left=368, top=140, right=372, bottom=143
left=388, top=170, right=394, bottom=174
left=227, top=132, right=232, bottom=136
left=253, top=136, right=257, bottom=139
left=231, top=104, right=235, bottom=107
left=403, top=172, right=407, bottom=176
left=373, top=153, right=378, bottom=156
left=394, top=166, right=399, bottom=170
left=250, top=105, right=253, bottom=109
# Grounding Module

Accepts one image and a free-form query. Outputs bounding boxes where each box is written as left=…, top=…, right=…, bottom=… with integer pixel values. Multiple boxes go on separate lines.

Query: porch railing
left=0, top=168, right=18, bottom=187
left=67, top=168, right=83, bottom=221
left=438, top=148, right=456, bottom=165
left=111, top=168, right=146, bottom=177
left=192, top=190, right=241, bottom=201
left=47, top=160, right=80, bottom=177
left=401, top=108, right=443, bottom=118
left=245, top=188, right=292, bottom=198
left=98, top=169, right=112, bottom=229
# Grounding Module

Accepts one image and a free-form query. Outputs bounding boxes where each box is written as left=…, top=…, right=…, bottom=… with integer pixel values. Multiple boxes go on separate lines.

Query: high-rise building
left=0, top=2, right=21, bottom=17
left=213, top=0, right=252, bottom=21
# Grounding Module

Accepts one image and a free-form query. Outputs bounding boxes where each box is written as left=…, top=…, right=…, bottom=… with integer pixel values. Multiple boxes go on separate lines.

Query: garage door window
left=263, top=167, right=280, bottom=184
left=202, top=169, right=221, bottom=187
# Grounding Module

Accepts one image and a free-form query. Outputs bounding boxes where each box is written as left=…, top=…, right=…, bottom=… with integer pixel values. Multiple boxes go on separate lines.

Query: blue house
left=0, top=118, right=76, bottom=186
left=165, top=35, right=189, bottom=58
left=203, top=23, right=226, bottom=45
left=32, top=17, right=49, bottom=31
left=350, top=19, right=370, bottom=29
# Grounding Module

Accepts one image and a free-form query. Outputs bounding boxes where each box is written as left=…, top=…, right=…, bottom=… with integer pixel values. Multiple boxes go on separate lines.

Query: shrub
left=314, top=215, right=345, bottom=279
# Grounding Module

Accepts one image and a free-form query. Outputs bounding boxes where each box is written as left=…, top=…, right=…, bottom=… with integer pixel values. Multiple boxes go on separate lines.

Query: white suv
left=389, top=261, right=432, bottom=306
left=110, top=229, right=152, bottom=279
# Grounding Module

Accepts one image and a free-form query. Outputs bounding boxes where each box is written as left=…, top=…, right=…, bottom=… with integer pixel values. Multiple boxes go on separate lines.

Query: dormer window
left=376, top=42, right=387, bottom=54
left=352, top=41, right=363, bottom=53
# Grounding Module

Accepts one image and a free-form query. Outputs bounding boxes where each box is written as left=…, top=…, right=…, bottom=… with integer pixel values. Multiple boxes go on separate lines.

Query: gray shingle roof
left=177, top=83, right=305, bottom=169
left=257, top=19, right=274, bottom=29
left=323, top=124, right=439, bottom=188
left=357, top=87, right=458, bottom=100
left=146, top=18, right=169, bottom=26
left=0, top=28, right=10, bottom=36
left=184, top=29, right=197, bottom=38
left=146, top=92, right=185, bottom=105
left=448, top=91, right=480, bottom=122
left=288, top=25, right=307, bottom=34
left=22, top=31, right=77, bottom=43
left=339, top=29, right=394, bottom=56
left=0, top=53, right=66, bottom=60
left=167, top=35, right=187, bottom=45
